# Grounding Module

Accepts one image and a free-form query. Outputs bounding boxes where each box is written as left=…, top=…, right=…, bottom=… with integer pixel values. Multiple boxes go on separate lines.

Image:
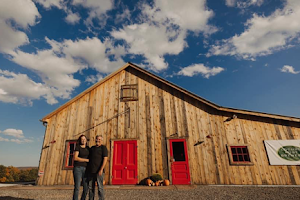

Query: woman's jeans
left=73, top=166, right=88, bottom=200
left=88, top=172, right=105, bottom=200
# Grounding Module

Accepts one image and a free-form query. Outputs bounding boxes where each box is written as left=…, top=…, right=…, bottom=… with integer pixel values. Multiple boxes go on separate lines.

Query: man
left=88, top=135, right=108, bottom=200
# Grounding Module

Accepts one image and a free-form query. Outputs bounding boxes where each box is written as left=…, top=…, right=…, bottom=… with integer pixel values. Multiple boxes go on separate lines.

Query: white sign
left=38, top=171, right=44, bottom=176
left=264, top=140, right=300, bottom=165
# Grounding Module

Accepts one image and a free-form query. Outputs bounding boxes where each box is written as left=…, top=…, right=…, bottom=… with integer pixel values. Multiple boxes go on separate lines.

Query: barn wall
left=37, top=66, right=300, bottom=185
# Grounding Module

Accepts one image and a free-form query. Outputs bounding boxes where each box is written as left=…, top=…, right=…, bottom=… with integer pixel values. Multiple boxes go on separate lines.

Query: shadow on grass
left=0, top=197, right=34, bottom=200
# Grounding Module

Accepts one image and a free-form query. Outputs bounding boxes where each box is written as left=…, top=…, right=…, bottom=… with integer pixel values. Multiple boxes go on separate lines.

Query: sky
left=0, top=0, right=300, bottom=167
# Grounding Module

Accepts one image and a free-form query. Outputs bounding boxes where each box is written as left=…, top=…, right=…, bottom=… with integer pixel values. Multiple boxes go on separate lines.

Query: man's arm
left=98, top=157, right=108, bottom=175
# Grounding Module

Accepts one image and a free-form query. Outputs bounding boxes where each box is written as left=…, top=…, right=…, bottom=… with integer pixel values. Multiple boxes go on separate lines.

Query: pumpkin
left=163, top=179, right=170, bottom=186
left=155, top=181, right=160, bottom=186
left=146, top=179, right=152, bottom=186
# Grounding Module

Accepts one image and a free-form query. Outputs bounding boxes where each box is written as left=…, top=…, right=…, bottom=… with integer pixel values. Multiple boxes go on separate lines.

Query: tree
left=0, top=165, right=6, bottom=181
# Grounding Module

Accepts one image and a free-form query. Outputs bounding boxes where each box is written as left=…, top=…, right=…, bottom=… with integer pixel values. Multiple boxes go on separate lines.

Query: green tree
left=0, top=165, right=6, bottom=182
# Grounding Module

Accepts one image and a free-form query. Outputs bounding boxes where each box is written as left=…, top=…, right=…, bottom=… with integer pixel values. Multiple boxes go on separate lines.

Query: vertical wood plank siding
left=38, top=67, right=300, bottom=185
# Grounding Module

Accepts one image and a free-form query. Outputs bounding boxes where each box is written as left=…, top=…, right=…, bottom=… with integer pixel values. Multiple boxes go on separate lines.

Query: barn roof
left=41, top=62, right=300, bottom=123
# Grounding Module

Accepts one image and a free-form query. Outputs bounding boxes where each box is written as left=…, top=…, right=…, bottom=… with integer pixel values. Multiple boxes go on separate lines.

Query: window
left=172, top=142, right=186, bottom=161
left=227, top=144, right=253, bottom=165
left=63, top=140, right=76, bottom=169
left=120, top=84, right=138, bottom=102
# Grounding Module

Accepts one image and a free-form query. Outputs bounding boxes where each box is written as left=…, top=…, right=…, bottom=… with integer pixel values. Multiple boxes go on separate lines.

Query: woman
left=73, top=135, right=89, bottom=200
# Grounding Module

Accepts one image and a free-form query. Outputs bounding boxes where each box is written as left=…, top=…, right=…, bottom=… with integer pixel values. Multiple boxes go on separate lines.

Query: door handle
left=124, top=167, right=127, bottom=169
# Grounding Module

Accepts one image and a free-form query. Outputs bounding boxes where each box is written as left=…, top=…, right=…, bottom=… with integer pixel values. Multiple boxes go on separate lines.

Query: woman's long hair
left=77, top=134, right=87, bottom=146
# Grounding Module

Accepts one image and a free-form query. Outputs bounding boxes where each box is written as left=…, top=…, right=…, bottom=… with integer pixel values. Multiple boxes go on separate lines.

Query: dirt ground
left=1, top=185, right=300, bottom=200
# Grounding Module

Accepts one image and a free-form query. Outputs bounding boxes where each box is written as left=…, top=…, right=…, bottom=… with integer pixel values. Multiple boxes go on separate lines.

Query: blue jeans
left=88, top=173, right=105, bottom=200
left=73, top=166, right=88, bottom=200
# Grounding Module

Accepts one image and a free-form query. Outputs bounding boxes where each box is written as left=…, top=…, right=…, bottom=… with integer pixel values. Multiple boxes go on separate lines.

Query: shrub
left=150, top=173, right=162, bottom=182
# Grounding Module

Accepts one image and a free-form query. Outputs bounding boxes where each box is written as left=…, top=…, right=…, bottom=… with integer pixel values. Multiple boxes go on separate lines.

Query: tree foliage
left=0, top=165, right=38, bottom=182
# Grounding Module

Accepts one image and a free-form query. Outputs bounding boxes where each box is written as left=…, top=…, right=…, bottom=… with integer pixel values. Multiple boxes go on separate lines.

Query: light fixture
left=194, top=140, right=204, bottom=146
left=224, top=114, right=237, bottom=122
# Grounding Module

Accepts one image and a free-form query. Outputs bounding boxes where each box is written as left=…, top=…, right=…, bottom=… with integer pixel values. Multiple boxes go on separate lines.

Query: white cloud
left=111, top=0, right=215, bottom=71
left=1, top=129, right=24, bottom=138
left=10, top=46, right=83, bottom=104
left=142, top=0, right=216, bottom=34
left=10, top=138, right=33, bottom=144
left=65, top=11, right=81, bottom=24
left=72, top=0, right=113, bottom=26
left=0, top=136, right=9, bottom=142
left=62, top=37, right=125, bottom=73
left=225, top=0, right=236, bottom=7
left=226, top=0, right=264, bottom=8
left=0, top=69, right=52, bottom=105
left=280, top=65, right=299, bottom=74
left=111, top=23, right=187, bottom=71
left=209, top=0, right=300, bottom=59
left=85, top=74, right=103, bottom=84
left=115, top=8, right=131, bottom=24
left=0, top=129, right=34, bottom=143
left=5, top=37, right=125, bottom=105
left=177, top=64, right=224, bottom=78
left=0, top=0, right=40, bottom=54
left=35, top=0, right=82, bottom=25
left=34, top=0, right=63, bottom=9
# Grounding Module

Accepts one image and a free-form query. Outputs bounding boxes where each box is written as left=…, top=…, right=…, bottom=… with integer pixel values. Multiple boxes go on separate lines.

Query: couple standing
left=73, top=135, right=108, bottom=200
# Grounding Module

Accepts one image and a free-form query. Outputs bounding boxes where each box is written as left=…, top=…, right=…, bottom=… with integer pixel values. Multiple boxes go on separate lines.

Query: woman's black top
left=73, top=145, right=89, bottom=167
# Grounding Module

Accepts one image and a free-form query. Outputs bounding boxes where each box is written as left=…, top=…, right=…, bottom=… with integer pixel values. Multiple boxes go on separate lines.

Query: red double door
left=169, top=139, right=191, bottom=185
left=112, top=140, right=138, bottom=185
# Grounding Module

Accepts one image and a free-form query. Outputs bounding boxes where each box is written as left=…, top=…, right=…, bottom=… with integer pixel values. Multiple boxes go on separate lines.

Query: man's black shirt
left=88, top=145, right=108, bottom=173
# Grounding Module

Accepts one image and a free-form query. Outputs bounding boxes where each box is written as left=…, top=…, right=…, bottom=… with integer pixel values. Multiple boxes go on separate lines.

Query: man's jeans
left=73, top=166, right=88, bottom=200
left=88, top=173, right=105, bottom=200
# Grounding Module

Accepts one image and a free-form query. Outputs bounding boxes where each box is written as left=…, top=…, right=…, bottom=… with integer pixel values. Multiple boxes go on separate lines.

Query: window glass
left=172, top=142, right=186, bottom=161
left=65, top=141, right=76, bottom=167
left=230, top=146, right=251, bottom=163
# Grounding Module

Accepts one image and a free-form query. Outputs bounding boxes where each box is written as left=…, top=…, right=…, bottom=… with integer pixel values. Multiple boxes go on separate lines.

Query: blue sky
left=0, top=0, right=300, bottom=167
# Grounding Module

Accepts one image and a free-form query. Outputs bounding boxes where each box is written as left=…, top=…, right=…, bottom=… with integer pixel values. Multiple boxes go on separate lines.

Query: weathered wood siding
left=38, top=66, right=300, bottom=185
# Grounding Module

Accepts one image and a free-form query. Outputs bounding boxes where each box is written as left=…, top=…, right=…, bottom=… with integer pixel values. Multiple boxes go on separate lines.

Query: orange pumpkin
left=155, top=181, right=160, bottom=186
left=146, top=179, right=152, bottom=186
left=163, top=179, right=170, bottom=186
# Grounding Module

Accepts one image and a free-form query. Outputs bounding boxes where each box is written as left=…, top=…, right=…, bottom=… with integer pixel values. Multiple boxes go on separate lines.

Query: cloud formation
left=280, top=65, right=299, bottom=74
left=0, top=0, right=40, bottom=54
left=0, top=69, right=51, bottom=105
left=65, top=11, right=81, bottom=24
left=177, top=64, right=224, bottom=78
left=72, top=0, right=113, bottom=26
left=225, top=0, right=264, bottom=8
left=111, top=0, right=216, bottom=71
left=0, top=129, right=33, bottom=143
left=3, top=37, right=125, bottom=105
left=209, top=0, right=300, bottom=60
left=111, top=23, right=187, bottom=71
left=1, top=129, right=24, bottom=138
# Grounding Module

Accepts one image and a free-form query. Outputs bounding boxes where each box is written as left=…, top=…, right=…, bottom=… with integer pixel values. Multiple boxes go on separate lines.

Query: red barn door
left=169, top=139, right=191, bottom=185
left=112, top=140, right=138, bottom=184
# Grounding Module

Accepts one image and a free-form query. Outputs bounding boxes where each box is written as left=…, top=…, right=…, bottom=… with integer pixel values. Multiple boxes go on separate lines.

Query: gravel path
left=1, top=185, right=300, bottom=200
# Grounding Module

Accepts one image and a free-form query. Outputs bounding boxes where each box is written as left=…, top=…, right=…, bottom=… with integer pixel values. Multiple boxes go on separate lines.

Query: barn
left=37, top=62, right=300, bottom=186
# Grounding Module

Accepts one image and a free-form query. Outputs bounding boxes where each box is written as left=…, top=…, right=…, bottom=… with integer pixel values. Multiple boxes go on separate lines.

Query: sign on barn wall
left=264, top=140, right=300, bottom=165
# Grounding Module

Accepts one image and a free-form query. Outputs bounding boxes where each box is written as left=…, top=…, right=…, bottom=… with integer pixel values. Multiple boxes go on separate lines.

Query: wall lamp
left=224, top=114, right=237, bottom=122
left=194, top=140, right=204, bottom=146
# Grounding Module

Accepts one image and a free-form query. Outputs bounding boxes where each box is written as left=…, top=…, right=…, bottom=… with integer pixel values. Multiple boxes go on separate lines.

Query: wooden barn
left=37, top=62, right=300, bottom=186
